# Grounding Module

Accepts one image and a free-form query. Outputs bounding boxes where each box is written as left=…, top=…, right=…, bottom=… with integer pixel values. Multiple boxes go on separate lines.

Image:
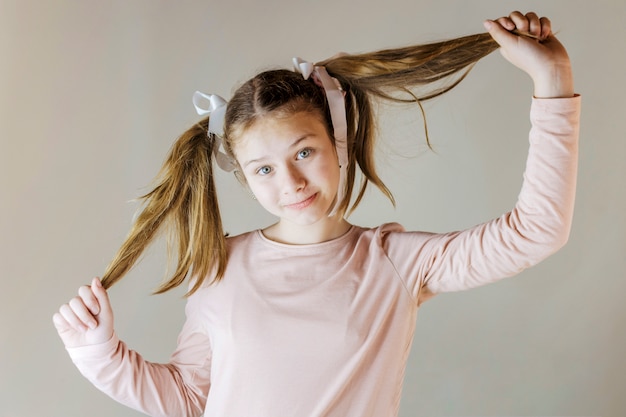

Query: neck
left=262, top=216, right=351, bottom=245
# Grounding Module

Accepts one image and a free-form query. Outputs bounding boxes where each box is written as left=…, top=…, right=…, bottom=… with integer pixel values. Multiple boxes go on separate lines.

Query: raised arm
left=381, top=13, right=580, bottom=299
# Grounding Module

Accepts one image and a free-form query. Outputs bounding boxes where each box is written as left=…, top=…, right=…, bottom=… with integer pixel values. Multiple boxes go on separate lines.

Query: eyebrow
left=241, top=134, right=314, bottom=169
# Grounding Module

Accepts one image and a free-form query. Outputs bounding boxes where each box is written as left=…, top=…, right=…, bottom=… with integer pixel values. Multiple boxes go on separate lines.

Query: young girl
left=53, top=11, right=579, bottom=417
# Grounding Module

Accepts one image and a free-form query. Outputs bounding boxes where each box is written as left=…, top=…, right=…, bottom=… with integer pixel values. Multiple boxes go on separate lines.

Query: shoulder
left=373, top=222, right=407, bottom=235
left=225, top=229, right=259, bottom=249
left=352, top=222, right=417, bottom=249
left=354, top=222, right=449, bottom=259
left=354, top=222, right=405, bottom=240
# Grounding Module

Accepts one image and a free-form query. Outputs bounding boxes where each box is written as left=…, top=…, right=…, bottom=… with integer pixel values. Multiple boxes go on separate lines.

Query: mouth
left=284, top=193, right=317, bottom=210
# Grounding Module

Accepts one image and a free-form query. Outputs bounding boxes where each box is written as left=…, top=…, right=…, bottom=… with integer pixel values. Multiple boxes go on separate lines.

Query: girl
left=53, top=11, right=579, bottom=417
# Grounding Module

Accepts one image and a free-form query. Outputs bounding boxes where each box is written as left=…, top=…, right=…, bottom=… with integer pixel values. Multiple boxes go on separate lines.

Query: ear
left=234, top=170, right=258, bottom=200
left=234, top=169, right=248, bottom=186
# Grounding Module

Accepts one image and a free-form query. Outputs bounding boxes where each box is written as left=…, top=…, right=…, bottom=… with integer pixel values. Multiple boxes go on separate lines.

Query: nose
left=281, top=164, right=306, bottom=194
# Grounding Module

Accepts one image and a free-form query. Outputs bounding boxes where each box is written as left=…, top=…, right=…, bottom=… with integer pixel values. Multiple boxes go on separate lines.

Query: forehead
left=233, top=111, right=332, bottom=155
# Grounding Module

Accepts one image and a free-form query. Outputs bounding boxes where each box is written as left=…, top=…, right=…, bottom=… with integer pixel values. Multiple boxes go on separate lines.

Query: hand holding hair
left=53, top=277, right=114, bottom=348
left=484, top=11, right=574, bottom=98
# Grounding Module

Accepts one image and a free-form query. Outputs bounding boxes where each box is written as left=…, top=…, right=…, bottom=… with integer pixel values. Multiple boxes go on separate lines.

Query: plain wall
left=1, top=0, right=624, bottom=416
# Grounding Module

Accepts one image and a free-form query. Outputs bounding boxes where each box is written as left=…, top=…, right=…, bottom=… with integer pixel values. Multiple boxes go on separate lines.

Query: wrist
left=532, top=64, right=575, bottom=98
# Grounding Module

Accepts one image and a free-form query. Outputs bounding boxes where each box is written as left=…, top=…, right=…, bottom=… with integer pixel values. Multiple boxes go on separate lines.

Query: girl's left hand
left=484, top=11, right=574, bottom=98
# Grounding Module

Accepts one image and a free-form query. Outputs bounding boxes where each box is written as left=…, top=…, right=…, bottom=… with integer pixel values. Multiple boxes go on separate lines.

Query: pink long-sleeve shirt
left=67, top=96, right=581, bottom=417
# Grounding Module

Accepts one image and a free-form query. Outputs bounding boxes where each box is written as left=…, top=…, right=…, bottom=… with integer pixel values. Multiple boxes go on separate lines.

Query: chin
left=281, top=206, right=334, bottom=227
left=283, top=213, right=327, bottom=227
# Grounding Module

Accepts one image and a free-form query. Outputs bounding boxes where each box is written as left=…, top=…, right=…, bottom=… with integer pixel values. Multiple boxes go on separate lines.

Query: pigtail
left=320, top=32, right=499, bottom=214
left=321, top=33, right=498, bottom=101
left=100, top=118, right=227, bottom=296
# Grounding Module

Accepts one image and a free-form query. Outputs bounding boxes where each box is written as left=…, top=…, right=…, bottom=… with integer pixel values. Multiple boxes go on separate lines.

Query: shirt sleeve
left=65, top=292, right=212, bottom=417
left=380, top=95, right=581, bottom=303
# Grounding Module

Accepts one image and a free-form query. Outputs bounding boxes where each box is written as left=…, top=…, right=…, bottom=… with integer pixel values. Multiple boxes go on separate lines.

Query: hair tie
left=293, top=57, right=348, bottom=217
left=192, top=91, right=237, bottom=172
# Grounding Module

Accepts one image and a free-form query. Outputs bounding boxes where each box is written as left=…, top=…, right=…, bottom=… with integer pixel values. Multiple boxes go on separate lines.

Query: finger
left=78, top=284, right=100, bottom=316
left=68, top=296, right=98, bottom=330
left=52, top=311, right=71, bottom=332
left=483, top=19, right=519, bottom=49
left=58, top=302, right=90, bottom=332
left=539, top=16, right=552, bottom=40
left=493, top=16, right=515, bottom=31
left=492, top=14, right=537, bottom=40
left=526, top=12, right=541, bottom=38
left=91, top=277, right=112, bottom=318
left=509, top=11, right=529, bottom=33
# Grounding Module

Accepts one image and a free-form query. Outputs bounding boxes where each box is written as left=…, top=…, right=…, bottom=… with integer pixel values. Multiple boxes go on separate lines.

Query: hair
left=99, top=32, right=499, bottom=295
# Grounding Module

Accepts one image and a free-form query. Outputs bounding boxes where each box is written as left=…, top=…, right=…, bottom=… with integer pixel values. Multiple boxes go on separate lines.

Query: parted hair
left=99, top=32, right=499, bottom=295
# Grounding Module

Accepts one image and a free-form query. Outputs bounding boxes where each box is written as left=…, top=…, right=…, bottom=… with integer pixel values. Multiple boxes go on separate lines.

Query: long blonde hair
left=100, top=32, right=499, bottom=295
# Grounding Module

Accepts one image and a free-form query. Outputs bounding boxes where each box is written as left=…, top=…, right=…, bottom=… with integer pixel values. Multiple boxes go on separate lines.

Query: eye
left=256, top=166, right=272, bottom=176
left=297, top=148, right=312, bottom=160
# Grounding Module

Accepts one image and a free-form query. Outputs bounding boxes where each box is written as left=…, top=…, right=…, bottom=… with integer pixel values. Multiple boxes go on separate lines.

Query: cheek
left=318, top=153, right=341, bottom=184
left=245, top=178, right=275, bottom=203
left=244, top=176, right=260, bottom=194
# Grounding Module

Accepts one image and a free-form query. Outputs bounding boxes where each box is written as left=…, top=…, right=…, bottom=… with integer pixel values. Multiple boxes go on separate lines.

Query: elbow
left=544, top=206, right=574, bottom=253
left=545, top=227, right=570, bottom=256
left=507, top=206, right=574, bottom=261
left=552, top=223, right=571, bottom=253
left=528, top=216, right=573, bottom=259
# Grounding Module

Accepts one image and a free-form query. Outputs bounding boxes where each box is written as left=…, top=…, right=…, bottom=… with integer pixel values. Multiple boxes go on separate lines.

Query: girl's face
left=234, top=111, right=341, bottom=231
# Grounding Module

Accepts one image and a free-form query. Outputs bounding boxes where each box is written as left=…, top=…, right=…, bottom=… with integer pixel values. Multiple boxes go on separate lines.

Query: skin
left=235, top=111, right=351, bottom=245
left=53, top=12, right=576, bottom=349
left=484, top=11, right=574, bottom=98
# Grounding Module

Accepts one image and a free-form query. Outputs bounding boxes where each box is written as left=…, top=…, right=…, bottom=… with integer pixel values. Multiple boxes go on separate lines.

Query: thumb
left=483, top=19, right=517, bottom=48
left=91, top=277, right=113, bottom=321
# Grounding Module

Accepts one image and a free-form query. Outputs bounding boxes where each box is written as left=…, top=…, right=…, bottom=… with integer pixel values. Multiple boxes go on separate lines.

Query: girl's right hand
left=52, top=277, right=114, bottom=348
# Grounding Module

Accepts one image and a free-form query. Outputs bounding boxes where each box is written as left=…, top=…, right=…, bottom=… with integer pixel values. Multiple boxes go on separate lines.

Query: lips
left=284, top=193, right=317, bottom=210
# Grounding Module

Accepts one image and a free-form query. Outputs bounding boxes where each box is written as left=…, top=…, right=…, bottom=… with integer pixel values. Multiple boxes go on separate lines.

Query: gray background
left=1, top=0, right=624, bottom=416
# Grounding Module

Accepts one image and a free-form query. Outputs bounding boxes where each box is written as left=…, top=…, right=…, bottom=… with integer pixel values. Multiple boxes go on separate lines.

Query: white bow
left=192, top=91, right=236, bottom=172
left=292, top=57, right=315, bottom=80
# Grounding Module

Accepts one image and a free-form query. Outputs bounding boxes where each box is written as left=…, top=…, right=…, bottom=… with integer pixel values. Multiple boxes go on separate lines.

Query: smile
left=284, top=193, right=317, bottom=210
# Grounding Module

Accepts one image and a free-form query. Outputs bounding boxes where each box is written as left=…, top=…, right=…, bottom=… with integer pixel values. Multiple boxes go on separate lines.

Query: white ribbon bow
left=293, top=57, right=315, bottom=80
left=192, top=91, right=237, bottom=172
